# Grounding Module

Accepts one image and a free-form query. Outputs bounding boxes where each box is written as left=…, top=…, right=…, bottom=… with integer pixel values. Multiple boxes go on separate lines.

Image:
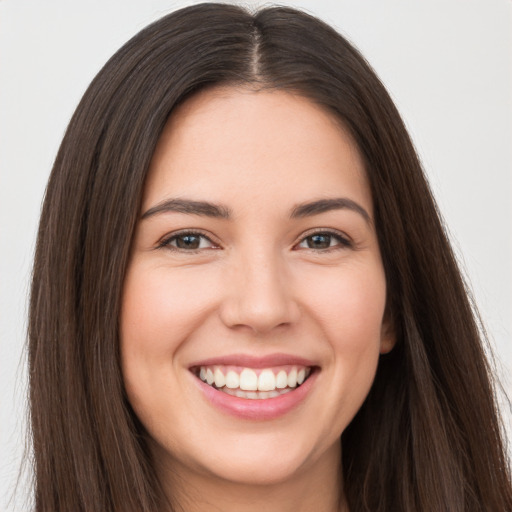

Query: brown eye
left=297, top=231, right=351, bottom=250
left=161, top=232, right=216, bottom=251
left=175, top=234, right=201, bottom=249
left=305, top=234, right=332, bottom=249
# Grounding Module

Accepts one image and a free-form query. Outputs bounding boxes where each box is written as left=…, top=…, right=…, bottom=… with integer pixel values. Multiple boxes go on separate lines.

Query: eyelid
left=155, top=227, right=352, bottom=253
left=293, top=228, right=352, bottom=250
left=156, top=229, right=220, bottom=251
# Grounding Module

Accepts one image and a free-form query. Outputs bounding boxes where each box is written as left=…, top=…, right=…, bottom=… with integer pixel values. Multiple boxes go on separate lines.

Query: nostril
left=219, top=292, right=300, bottom=334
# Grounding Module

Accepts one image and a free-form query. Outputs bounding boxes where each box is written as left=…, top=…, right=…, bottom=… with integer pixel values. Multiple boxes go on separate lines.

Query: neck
left=156, top=441, right=347, bottom=512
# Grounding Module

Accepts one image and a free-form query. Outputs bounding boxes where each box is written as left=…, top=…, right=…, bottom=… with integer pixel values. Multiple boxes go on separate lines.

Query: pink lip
left=190, top=354, right=318, bottom=421
left=189, top=353, right=316, bottom=369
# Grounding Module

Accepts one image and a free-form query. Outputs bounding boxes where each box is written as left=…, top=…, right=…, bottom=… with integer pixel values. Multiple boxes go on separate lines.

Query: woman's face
left=120, top=87, right=394, bottom=488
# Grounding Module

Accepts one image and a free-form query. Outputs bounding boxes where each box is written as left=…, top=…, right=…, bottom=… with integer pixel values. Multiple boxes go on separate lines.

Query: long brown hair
left=29, top=3, right=512, bottom=511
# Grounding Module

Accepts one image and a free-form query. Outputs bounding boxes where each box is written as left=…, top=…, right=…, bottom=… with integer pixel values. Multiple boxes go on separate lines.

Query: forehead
left=143, top=86, right=372, bottom=217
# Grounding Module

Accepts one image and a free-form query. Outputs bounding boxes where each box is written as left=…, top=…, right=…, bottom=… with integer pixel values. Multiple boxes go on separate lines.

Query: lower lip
left=194, top=370, right=318, bottom=420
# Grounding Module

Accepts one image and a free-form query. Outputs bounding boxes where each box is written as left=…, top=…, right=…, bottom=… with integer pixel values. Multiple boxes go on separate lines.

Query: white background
left=1, top=1, right=510, bottom=509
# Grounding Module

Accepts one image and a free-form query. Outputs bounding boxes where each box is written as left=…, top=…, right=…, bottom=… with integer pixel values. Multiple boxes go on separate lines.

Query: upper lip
left=188, top=353, right=317, bottom=369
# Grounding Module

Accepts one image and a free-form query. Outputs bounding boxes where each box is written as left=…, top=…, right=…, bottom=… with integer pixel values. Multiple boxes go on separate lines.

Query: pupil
left=308, top=234, right=330, bottom=249
left=177, top=235, right=200, bottom=249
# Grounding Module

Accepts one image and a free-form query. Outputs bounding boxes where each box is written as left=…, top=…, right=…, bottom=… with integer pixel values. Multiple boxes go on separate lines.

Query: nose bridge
left=220, top=245, right=298, bottom=334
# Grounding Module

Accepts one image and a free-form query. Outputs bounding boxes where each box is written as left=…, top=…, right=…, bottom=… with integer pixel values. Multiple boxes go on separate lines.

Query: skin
left=120, top=87, right=394, bottom=512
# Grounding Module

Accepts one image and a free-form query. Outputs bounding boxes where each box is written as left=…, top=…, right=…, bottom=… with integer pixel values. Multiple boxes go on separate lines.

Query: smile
left=194, top=365, right=312, bottom=399
left=189, top=354, right=319, bottom=420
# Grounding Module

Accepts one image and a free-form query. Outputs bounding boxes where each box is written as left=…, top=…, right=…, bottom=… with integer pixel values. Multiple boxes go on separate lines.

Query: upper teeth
left=197, top=366, right=310, bottom=392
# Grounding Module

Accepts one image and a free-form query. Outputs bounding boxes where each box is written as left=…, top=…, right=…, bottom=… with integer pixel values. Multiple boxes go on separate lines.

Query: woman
left=28, top=3, right=512, bottom=511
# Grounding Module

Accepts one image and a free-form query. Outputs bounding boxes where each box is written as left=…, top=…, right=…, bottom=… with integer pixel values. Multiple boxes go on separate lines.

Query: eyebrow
left=290, top=198, right=371, bottom=224
left=141, top=196, right=371, bottom=224
left=141, top=198, right=231, bottom=220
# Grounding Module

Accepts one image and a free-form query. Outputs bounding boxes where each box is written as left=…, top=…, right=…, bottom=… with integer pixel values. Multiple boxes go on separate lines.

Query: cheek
left=120, top=264, right=217, bottom=357
left=119, top=264, right=217, bottom=407
left=306, top=259, right=387, bottom=341
left=300, top=259, right=386, bottom=396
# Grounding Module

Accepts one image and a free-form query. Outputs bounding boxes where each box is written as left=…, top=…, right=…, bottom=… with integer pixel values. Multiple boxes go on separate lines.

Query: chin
left=153, top=426, right=340, bottom=489
left=211, top=449, right=313, bottom=486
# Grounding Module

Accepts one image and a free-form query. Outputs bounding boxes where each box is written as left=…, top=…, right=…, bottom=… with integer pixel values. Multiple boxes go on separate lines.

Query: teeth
left=225, top=370, right=240, bottom=389
left=276, top=370, right=288, bottom=389
left=287, top=368, right=297, bottom=388
left=258, top=369, right=276, bottom=391
left=196, top=365, right=312, bottom=396
left=214, top=367, right=225, bottom=388
left=223, top=388, right=293, bottom=399
left=239, top=368, right=258, bottom=391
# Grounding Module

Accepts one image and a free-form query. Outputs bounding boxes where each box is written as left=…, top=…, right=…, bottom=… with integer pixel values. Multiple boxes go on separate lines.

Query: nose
left=219, top=250, right=300, bottom=335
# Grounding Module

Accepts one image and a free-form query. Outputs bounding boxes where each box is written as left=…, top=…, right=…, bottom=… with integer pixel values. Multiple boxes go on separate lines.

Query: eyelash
left=157, top=229, right=352, bottom=253
left=157, top=230, right=217, bottom=253
left=295, top=230, right=352, bottom=252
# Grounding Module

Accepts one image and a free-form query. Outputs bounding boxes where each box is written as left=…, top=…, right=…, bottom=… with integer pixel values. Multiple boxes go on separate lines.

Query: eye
left=159, top=231, right=217, bottom=251
left=296, top=231, right=351, bottom=250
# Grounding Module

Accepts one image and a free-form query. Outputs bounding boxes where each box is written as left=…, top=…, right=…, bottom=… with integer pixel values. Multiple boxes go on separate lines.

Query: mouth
left=191, top=364, right=314, bottom=400
left=189, top=354, right=319, bottom=420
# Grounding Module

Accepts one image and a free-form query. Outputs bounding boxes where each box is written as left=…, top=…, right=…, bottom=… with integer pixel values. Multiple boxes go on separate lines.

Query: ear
left=379, top=307, right=396, bottom=354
